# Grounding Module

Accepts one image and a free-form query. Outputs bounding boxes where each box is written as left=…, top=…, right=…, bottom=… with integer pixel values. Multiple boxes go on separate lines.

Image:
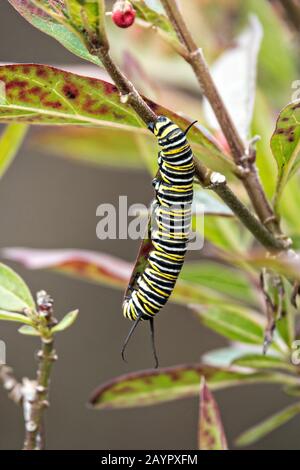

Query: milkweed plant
left=0, top=0, right=300, bottom=450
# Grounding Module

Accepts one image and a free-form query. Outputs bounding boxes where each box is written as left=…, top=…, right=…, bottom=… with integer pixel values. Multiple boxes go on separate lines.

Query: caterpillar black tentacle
left=122, top=116, right=196, bottom=367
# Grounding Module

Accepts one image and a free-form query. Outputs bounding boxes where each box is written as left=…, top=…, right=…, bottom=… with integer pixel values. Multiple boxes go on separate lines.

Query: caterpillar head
left=148, top=116, right=185, bottom=148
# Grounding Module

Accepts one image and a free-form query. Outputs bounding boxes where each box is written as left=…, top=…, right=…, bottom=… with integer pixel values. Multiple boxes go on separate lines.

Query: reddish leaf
left=89, top=363, right=297, bottom=409
left=2, top=248, right=231, bottom=306
left=0, top=64, right=229, bottom=169
left=2, top=248, right=131, bottom=289
left=199, top=378, right=228, bottom=450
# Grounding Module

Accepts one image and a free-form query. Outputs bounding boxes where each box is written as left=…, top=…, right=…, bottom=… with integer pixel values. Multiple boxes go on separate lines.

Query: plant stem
left=22, top=290, right=57, bottom=450
left=160, top=0, right=282, bottom=237
left=93, top=46, right=156, bottom=124
left=23, top=338, right=56, bottom=450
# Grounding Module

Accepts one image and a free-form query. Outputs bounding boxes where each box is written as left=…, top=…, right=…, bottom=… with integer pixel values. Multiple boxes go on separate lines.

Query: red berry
left=112, top=1, right=136, bottom=29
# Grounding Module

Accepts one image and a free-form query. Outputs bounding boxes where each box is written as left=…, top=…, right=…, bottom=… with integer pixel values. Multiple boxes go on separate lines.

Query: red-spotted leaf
left=8, top=0, right=102, bottom=65
left=0, top=64, right=140, bottom=129
left=198, top=378, right=228, bottom=450
left=271, top=101, right=300, bottom=211
left=31, top=127, right=153, bottom=170
left=89, top=364, right=299, bottom=409
left=0, top=64, right=230, bottom=170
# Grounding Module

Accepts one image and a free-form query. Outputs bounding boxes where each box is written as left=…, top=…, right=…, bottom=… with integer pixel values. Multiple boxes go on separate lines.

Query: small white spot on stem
left=26, top=421, right=37, bottom=433
left=210, top=172, right=226, bottom=185
left=120, top=94, right=130, bottom=104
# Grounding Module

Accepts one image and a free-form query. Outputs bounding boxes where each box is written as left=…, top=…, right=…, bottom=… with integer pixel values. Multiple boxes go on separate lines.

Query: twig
left=160, top=0, right=283, bottom=238
left=0, top=366, right=49, bottom=450
left=89, top=41, right=156, bottom=124
left=23, top=338, right=56, bottom=450
left=23, top=290, right=57, bottom=450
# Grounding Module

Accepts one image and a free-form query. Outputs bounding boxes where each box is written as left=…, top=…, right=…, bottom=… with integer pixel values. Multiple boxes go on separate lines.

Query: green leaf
left=0, top=263, right=35, bottom=312
left=0, top=124, right=28, bottom=178
left=252, top=90, right=276, bottom=194
left=242, top=0, right=297, bottom=105
left=133, top=0, right=178, bottom=46
left=271, top=101, right=300, bottom=212
left=89, top=364, right=298, bottom=409
left=232, top=354, right=295, bottom=372
left=18, top=325, right=39, bottom=336
left=171, top=280, right=235, bottom=306
left=51, top=309, right=79, bottom=333
left=191, top=304, right=265, bottom=345
left=201, top=345, right=279, bottom=368
left=65, top=0, right=99, bottom=32
left=181, top=262, right=256, bottom=305
left=31, top=127, right=155, bottom=171
left=280, top=280, right=295, bottom=348
left=8, top=0, right=102, bottom=66
left=202, top=217, right=250, bottom=253
left=236, top=402, right=300, bottom=447
left=133, top=4, right=186, bottom=63
left=65, top=0, right=108, bottom=48
left=198, top=378, right=228, bottom=450
left=0, top=310, right=33, bottom=325
left=31, top=128, right=235, bottom=178
left=143, top=0, right=164, bottom=13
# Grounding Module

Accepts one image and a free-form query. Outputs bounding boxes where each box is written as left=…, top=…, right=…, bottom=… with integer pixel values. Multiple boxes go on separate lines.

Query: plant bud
left=112, top=1, right=136, bottom=29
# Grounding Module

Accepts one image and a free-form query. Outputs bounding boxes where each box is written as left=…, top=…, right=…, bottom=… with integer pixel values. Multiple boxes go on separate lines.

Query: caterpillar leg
left=150, top=317, right=159, bottom=369
left=121, top=316, right=142, bottom=363
left=121, top=316, right=159, bottom=369
left=152, top=177, right=160, bottom=192
left=126, top=273, right=139, bottom=296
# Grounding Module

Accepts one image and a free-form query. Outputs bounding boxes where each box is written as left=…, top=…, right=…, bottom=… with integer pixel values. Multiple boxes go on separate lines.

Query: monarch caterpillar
left=122, top=116, right=196, bottom=367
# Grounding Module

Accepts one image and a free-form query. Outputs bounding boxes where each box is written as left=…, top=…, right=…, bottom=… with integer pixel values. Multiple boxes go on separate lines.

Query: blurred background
left=0, top=0, right=299, bottom=450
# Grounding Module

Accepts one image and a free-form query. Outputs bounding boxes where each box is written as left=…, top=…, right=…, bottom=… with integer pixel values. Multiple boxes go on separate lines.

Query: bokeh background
left=0, top=0, right=299, bottom=450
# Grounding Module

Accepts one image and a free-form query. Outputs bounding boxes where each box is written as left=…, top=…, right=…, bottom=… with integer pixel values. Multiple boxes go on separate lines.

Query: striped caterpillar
left=122, top=116, right=196, bottom=367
